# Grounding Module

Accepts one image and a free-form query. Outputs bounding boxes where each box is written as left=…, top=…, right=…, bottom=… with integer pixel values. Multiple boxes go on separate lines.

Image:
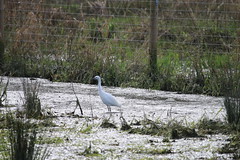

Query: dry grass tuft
left=22, top=79, right=43, bottom=119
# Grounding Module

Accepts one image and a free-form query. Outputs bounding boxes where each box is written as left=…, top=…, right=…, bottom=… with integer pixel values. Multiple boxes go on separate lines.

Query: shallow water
left=1, top=76, right=232, bottom=159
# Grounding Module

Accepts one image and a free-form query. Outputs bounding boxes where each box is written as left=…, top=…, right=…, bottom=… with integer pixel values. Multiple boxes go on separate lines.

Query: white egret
left=93, top=76, right=121, bottom=113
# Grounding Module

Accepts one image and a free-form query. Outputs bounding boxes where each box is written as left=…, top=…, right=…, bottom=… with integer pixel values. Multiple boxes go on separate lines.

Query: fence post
left=0, top=0, right=4, bottom=71
left=149, top=0, right=158, bottom=82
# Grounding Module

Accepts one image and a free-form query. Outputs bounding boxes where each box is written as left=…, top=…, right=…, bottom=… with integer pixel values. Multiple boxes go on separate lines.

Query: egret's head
left=93, top=75, right=101, bottom=81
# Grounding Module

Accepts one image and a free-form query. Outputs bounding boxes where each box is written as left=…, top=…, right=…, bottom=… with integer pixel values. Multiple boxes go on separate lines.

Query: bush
left=0, top=78, right=8, bottom=107
left=6, top=113, right=49, bottom=160
left=22, top=80, right=42, bottom=119
left=224, top=86, right=240, bottom=130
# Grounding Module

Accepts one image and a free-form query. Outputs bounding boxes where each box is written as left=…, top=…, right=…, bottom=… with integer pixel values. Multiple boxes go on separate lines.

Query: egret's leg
left=106, top=106, right=112, bottom=118
left=119, top=107, right=123, bottom=118
left=109, top=106, right=111, bottom=112
left=107, top=106, right=110, bottom=112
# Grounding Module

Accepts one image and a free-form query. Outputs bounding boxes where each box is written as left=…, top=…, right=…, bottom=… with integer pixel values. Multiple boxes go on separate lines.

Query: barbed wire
left=5, top=35, right=238, bottom=50
left=5, top=26, right=149, bottom=36
left=8, top=1, right=239, bottom=6
left=5, top=21, right=239, bottom=32
left=5, top=27, right=239, bottom=40
left=4, top=38, right=236, bottom=56
left=4, top=39, right=148, bottom=52
left=6, top=6, right=240, bottom=16
left=6, top=2, right=240, bottom=15
left=6, top=10, right=240, bottom=24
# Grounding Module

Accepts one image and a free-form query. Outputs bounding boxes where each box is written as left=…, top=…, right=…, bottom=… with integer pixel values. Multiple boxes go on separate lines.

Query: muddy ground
left=1, top=76, right=233, bottom=159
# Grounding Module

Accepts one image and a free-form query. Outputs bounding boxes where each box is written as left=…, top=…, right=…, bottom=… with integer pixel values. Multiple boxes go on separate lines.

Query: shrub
left=22, top=80, right=42, bottom=119
left=0, top=78, right=8, bottom=107
left=6, top=113, right=49, bottom=160
left=224, top=86, right=240, bottom=130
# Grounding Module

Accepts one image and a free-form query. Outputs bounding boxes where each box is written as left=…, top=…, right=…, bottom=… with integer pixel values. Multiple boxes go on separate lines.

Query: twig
left=71, top=83, right=83, bottom=115
left=0, top=78, right=9, bottom=107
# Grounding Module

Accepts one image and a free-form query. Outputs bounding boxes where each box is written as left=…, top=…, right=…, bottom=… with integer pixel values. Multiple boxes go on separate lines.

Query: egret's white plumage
left=93, top=76, right=121, bottom=112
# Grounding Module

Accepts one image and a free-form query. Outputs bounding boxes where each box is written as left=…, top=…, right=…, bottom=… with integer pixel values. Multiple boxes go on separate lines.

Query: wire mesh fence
left=5, top=0, right=150, bottom=55
left=2, top=0, right=240, bottom=95
left=5, top=0, right=240, bottom=54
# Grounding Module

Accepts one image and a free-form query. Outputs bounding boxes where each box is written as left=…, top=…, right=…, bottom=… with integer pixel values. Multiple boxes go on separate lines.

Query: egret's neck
left=97, top=79, right=103, bottom=92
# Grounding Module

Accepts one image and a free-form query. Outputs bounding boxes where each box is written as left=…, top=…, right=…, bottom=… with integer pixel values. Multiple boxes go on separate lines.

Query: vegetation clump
left=120, top=116, right=132, bottom=131
left=127, top=117, right=236, bottom=139
left=128, top=118, right=201, bottom=139
left=219, top=85, right=240, bottom=159
left=197, top=117, right=229, bottom=135
left=100, top=118, right=117, bottom=129
left=219, top=134, right=240, bottom=159
left=170, top=128, right=198, bottom=139
left=0, top=78, right=8, bottom=107
left=22, top=80, right=43, bottom=119
left=79, top=123, right=93, bottom=134
left=128, top=146, right=172, bottom=155
left=79, top=143, right=101, bottom=157
left=4, top=112, right=49, bottom=160
left=224, top=86, right=240, bottom=130
left=37, top=136, right=64, bottom=145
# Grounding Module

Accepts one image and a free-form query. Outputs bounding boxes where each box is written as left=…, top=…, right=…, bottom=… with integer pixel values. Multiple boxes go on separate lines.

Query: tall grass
left=22, top=80, right=42, bottom=119
left=6, top=113, right=49, bottom=160
left=224, top=86, right=240, bottom=130
left=0, top=78, right=8, bottom=107
left=0, top=40, right=4, bottom=71
left=0, top=79, right=49, bottom=159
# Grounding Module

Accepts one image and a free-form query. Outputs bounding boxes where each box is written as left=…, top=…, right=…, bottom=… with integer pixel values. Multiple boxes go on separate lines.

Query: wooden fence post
left=0, top=0, right=4, bottom=71
left=149, top=0, right=158, bottom=82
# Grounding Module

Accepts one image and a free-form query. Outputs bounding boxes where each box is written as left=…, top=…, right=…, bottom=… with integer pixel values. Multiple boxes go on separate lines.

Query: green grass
left=127, top=145, right=172, bottom=155
left=37, top=136, right=64, bottom=145
left=127, top=118, right=199, bottom=138
left=219, top=133, right=240, bottom=159
left=197, top=117, right=229, bottom=135
left=125, top=116, right=234, bottom=140
left=0, top=129, right=9, bottom=159
left=0, top=78, right=8, bottom=107
left=4, top=112, right=49, bottom=160
left=79, top=123, right=94, bottom=134
left=224, top=86, right=240, bottom=130
left=78, top=143, right=102, bottom=157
